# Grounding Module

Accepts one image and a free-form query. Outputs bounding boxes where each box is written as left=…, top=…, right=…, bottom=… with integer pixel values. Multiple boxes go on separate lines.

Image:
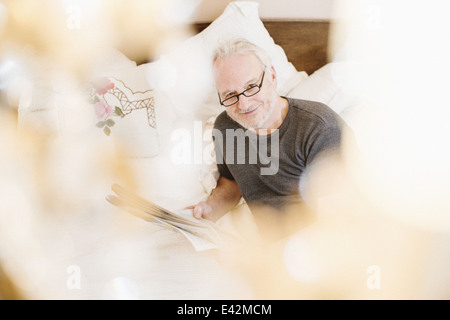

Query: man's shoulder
left=287, top=97, right=334, bottom=114
left=286, top=97, right=341, bottom=125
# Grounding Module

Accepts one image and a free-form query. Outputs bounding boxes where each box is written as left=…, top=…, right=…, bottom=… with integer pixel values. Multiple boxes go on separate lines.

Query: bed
left=6, top=1, right=442, bottom=301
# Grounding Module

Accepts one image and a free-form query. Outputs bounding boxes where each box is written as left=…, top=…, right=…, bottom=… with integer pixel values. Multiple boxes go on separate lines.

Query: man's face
left=213, top=53, right=277, bottom=130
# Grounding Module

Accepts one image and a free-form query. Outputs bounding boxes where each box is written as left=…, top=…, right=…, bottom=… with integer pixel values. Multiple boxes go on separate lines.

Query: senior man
left=190, top=38, right=349, bottom=240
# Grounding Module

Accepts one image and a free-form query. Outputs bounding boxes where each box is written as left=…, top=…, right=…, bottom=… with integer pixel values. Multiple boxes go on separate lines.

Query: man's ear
left=269, top=65, right=277, bottom=86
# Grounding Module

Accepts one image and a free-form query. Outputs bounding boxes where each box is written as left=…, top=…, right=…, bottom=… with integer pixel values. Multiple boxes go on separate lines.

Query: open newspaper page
left=106, top=184, right=235, bottom=251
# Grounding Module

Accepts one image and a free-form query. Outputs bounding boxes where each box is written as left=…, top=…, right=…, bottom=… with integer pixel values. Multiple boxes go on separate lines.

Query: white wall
left=190, top=0, right=335, bottom=22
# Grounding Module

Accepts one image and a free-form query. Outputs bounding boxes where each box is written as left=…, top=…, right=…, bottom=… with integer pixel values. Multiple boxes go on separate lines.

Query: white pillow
left=286, top=61, right=366, bottom=115
left=123, top=115, right=218, bottom=212
left=148, top=1, right=301, bottom=121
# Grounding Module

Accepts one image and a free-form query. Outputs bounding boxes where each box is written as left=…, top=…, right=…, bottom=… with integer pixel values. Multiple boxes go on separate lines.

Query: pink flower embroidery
left=88, top=77, right=121, bottom=135
left=94, top=100, right=112, bottom=121
left=93, top=78, right=115, bottom=95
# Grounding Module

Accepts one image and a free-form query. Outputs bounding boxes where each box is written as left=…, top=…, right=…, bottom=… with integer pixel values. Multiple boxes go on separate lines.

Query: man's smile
left=238, top=104, right=260, bottom=115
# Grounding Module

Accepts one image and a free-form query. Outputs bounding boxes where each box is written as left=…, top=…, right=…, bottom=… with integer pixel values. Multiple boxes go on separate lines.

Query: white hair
left=212, top=37, right=272, bottom=70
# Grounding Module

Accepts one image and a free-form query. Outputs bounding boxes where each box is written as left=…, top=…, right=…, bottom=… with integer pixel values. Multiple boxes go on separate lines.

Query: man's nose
left=236, top=94, right=252, bottom=110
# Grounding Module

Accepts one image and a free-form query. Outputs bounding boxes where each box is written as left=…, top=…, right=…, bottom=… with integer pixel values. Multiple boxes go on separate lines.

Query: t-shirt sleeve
left=216, top=162, right=235, bottom=181
left=306, top=123, right=343, bottom=165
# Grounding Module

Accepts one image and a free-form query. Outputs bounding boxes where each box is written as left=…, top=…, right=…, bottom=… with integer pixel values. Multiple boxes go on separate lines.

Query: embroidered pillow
left=88, top=63, right=175, bottom=158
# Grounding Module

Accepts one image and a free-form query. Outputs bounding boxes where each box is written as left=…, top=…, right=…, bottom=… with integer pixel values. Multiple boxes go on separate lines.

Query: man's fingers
left=193, top=206, right=203, bottom=219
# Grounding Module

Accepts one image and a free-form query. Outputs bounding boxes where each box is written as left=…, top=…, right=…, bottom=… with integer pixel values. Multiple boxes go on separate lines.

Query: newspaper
left=106, top=184, right=227, bottom=251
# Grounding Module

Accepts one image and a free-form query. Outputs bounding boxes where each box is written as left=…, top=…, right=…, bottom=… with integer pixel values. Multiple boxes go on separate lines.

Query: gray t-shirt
left=213, top=97, right=346, bottom=212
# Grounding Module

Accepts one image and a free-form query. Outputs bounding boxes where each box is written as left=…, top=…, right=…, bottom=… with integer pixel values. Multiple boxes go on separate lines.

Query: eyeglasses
left=218, top=70, right=265, bottom=107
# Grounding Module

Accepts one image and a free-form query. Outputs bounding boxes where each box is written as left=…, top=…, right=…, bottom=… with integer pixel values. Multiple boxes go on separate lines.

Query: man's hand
left=186, top=176, right=242, bottom=223
left=185, top=201, right=216, bottom=221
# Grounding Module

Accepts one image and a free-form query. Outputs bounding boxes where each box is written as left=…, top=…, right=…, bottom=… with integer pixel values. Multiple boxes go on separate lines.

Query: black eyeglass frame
left=218, top=70, right=266, bottom=107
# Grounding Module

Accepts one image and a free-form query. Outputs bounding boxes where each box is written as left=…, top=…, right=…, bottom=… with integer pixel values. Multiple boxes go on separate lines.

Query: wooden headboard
left=192, top=19, right=331, bottom=75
